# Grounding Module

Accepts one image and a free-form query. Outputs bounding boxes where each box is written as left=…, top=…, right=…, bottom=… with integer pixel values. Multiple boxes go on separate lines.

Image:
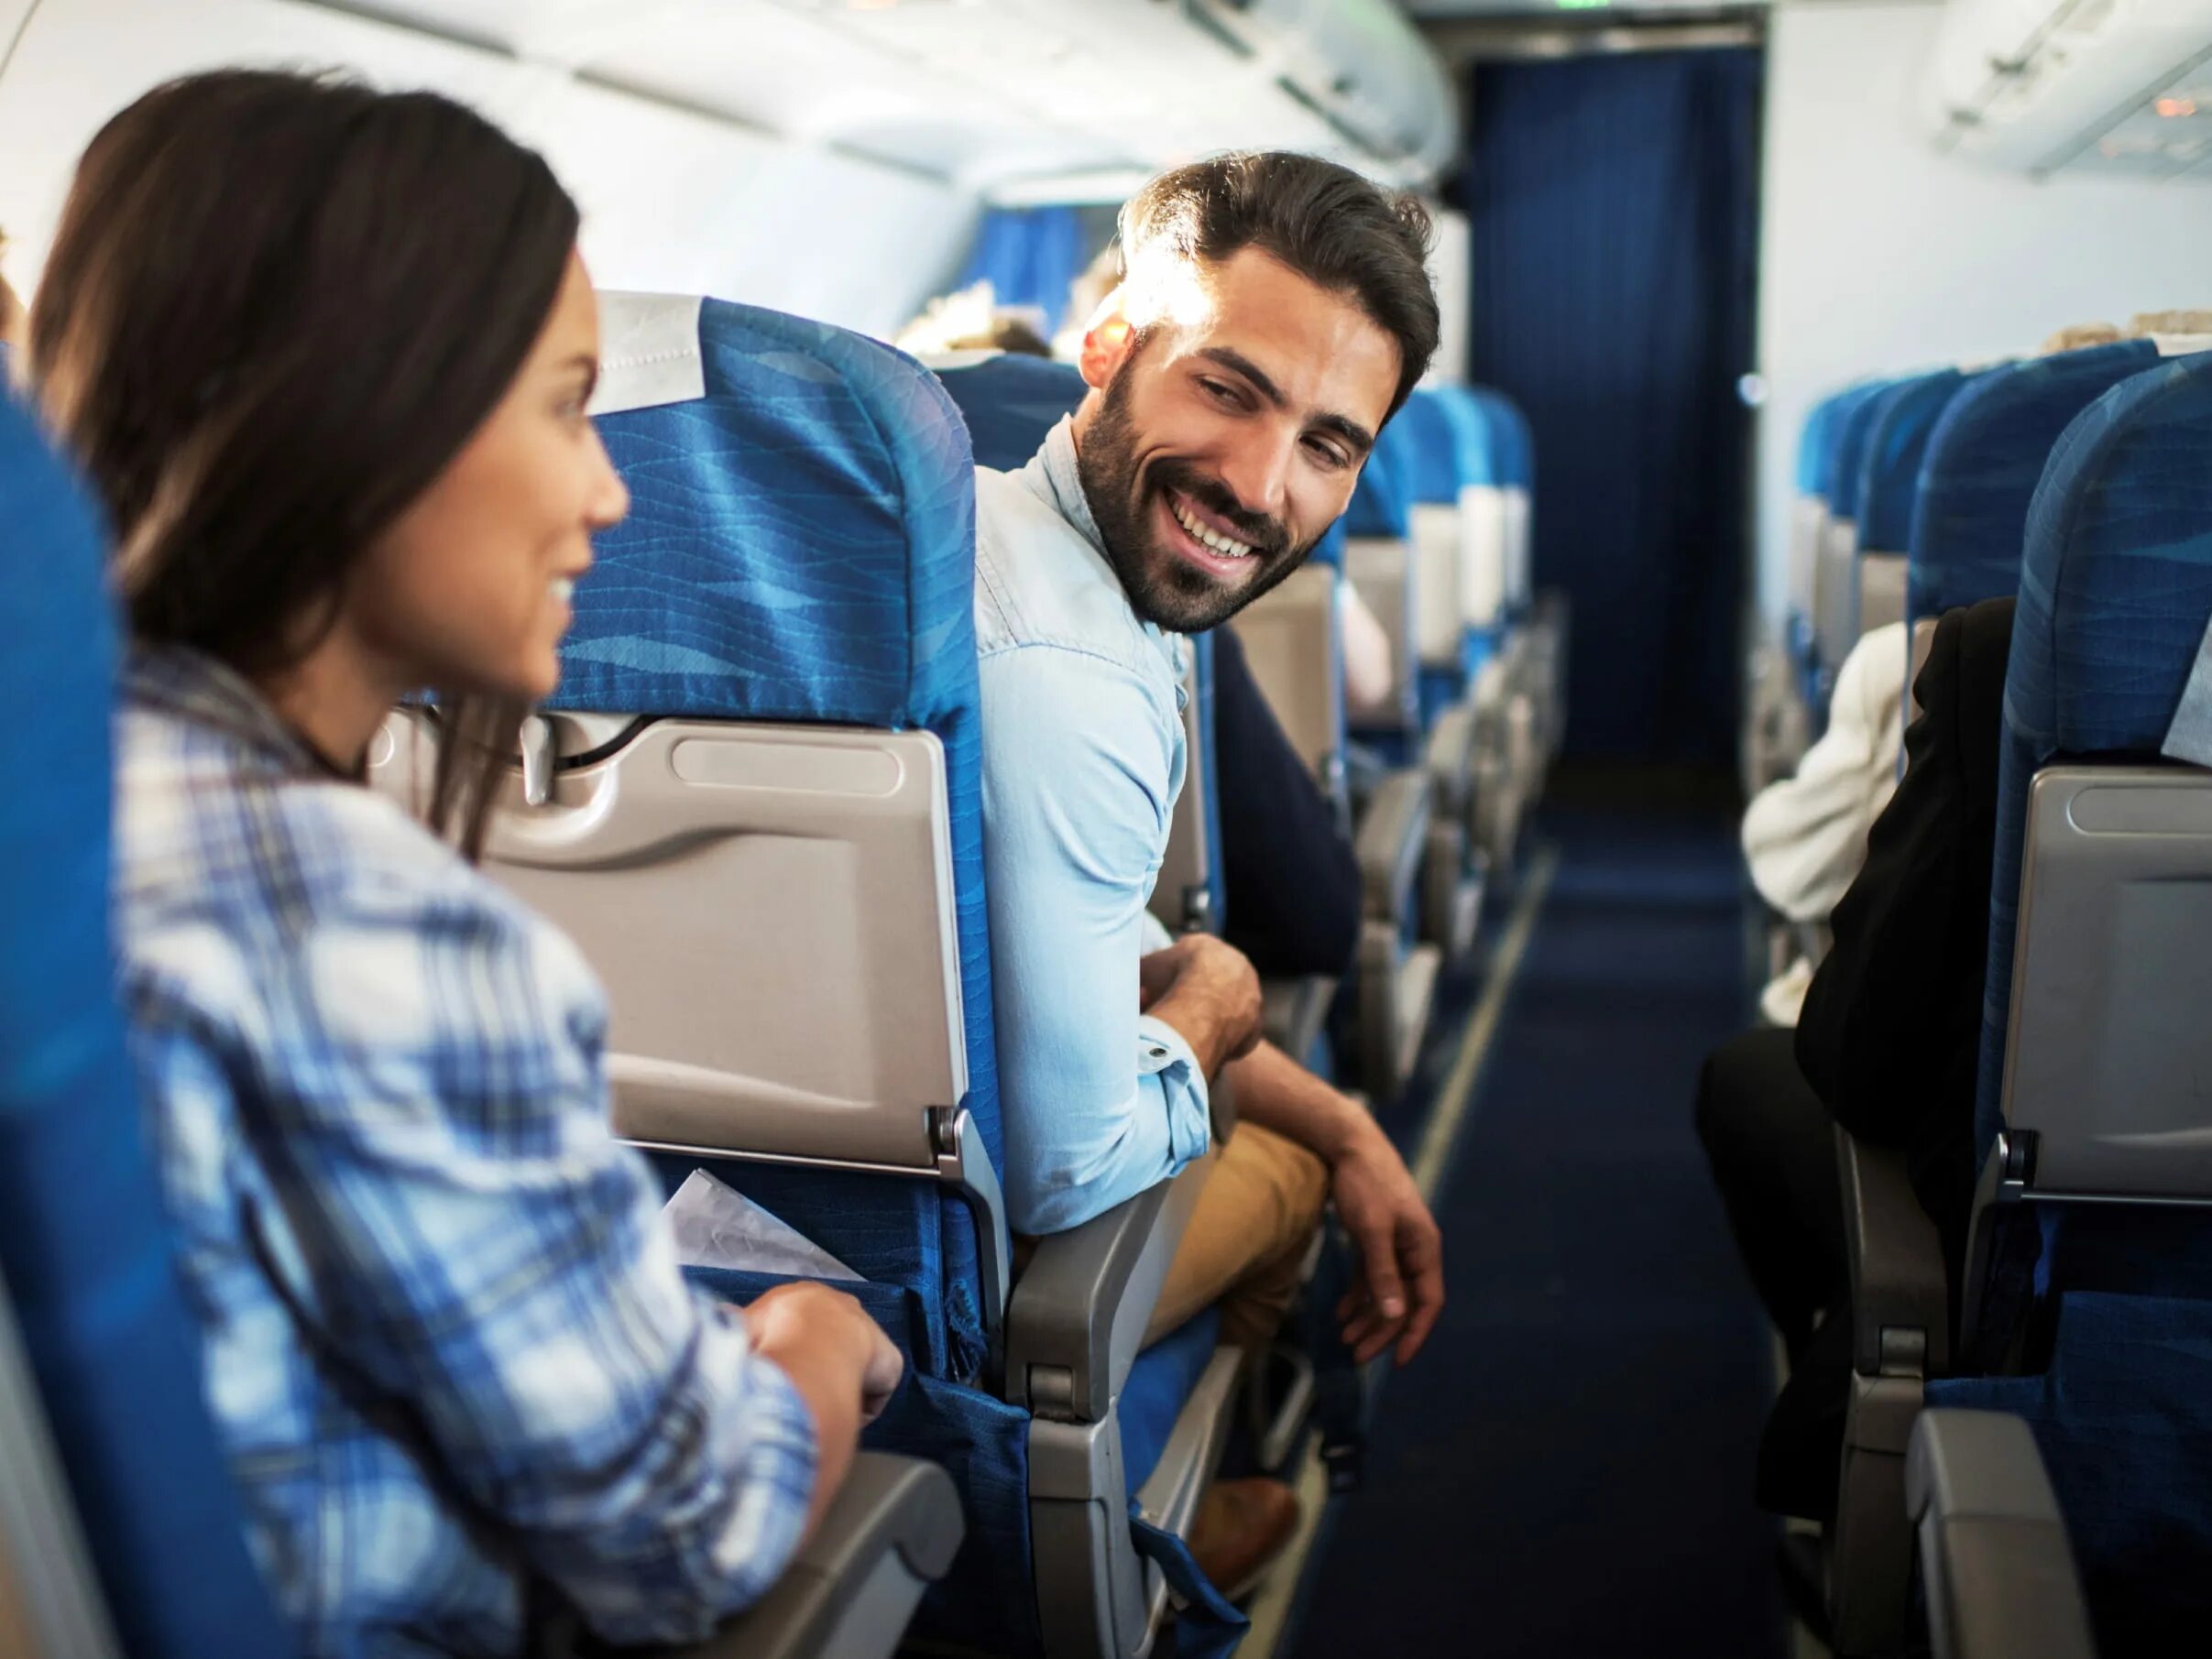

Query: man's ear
left=1078, top=285, right=1137, bottom=392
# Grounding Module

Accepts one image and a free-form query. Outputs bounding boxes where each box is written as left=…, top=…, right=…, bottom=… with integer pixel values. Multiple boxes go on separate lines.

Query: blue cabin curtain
left=958, top=206, right=1086, bottom=335
left=1456, top=47, right=1763, bottom=768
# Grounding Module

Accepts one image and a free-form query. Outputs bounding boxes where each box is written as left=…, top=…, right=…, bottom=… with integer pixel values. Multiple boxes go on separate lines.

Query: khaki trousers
left=1141, top=1121, right=1328, bottom=1351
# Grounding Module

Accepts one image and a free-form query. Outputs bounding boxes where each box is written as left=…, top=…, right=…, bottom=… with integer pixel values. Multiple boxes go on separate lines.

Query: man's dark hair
left=1116, top=152, right=1440, bottom=417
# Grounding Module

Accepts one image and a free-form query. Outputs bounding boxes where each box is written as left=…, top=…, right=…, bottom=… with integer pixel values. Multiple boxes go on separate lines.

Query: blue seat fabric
left=0, top=391, right=289, bottom=1657
left=933, top=352, right=1088, bottom=474
left=1937, top=354, right=2212, bottom=1645
left=557, top=300, right=994, bottom=1381
left=1976, top=353, right=2212, bottom=1151
left=1855, top=368, right=1972, bottom=555
left=1908, top=341, right=2160, bottom=627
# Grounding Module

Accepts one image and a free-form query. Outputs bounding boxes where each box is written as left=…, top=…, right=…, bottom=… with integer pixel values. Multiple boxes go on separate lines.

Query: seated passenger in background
left=973, top=152, right=1445, bottom=1582
left=1697, top=598, right=2013, bottom=1528
left=1740, top=619, right=1911, bottom=1024
left=28, top=70, right=899, bottom=1656
left=1213, top=624, right=1362, bottom=980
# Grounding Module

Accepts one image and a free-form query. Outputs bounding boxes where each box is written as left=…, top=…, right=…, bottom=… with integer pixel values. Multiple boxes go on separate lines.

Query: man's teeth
left=1171, top=497, right=1255, bottom=560
left=550, top=576, right=575, bottom=603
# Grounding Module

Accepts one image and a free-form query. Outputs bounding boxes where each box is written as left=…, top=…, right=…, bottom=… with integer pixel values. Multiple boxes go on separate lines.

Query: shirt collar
left=126, top=643, right=346, bottom=780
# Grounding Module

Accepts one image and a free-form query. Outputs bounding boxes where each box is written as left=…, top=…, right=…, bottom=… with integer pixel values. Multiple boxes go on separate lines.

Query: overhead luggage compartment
left=1921, top=0, right=2212, bottom=179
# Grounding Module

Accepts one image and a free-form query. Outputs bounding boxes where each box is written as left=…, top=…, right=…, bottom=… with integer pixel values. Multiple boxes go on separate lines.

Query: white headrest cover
left=589, top=291, right=706, bottom=417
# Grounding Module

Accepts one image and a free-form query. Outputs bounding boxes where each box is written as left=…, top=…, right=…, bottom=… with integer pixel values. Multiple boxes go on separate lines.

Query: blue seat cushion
left=1120, top=1309, right=1226, bottom=1499
left=1929, top=1290, right=2212, bottom=1654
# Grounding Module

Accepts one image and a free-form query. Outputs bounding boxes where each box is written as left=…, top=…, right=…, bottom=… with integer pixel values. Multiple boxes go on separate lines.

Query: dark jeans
left=1694, top=1025, right=1851, bottom=1523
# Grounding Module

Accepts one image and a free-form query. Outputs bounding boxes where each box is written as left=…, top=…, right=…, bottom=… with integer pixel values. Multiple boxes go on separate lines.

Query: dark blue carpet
left=1286, top=804, right=1785, bottom=1656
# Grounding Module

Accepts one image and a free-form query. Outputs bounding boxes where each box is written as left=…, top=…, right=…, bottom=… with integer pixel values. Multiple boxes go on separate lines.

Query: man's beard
left=1075, top=367, right=1315, bottom=634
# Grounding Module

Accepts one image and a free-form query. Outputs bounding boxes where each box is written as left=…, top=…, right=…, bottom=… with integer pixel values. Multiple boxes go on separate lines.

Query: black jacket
left=1795, top=596, right=2016, bottom=1288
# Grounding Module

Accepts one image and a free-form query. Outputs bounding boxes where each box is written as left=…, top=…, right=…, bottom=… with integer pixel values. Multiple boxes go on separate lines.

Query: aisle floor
left=1283, top=803, right=1786, bottom=1657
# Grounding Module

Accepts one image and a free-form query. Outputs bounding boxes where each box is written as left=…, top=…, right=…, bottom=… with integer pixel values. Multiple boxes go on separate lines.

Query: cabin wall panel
left=0, top=0, right=975, bottom=341
left=1756, top=1, right=2212, bottom=617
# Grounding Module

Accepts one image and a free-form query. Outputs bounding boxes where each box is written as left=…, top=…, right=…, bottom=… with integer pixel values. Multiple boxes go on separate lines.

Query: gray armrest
left=1353, top=767, right=1433, bottom=922
left=650, top=1453, right=964, bottom=1659
left=1003, top=1163, right=1206, bottom=1423
left=1840, top=1129, right=1951, bottom=1378
left=1908, top=1411, right=2096, bottom=1659
left=1263, top=975, right=1338, bottom=1067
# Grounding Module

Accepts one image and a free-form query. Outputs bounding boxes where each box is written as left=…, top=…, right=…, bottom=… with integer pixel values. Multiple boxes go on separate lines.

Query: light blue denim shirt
left=974, top=415, right=1210, bottom=1235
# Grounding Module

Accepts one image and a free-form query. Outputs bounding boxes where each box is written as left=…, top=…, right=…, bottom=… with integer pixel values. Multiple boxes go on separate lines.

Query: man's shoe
left=1187, top=1477, right=1300, bottom=1601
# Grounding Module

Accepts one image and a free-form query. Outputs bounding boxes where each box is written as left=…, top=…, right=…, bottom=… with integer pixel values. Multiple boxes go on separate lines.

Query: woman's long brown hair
left=29, top=69, right=580, bottom=858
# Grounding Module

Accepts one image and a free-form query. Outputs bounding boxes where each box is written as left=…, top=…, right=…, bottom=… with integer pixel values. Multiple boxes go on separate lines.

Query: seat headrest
left=928, top=352, right=1087, bottom=473
left=1909, top=340, right=2161, bottom=620
left=1856, top=368, right=1970, bottom=552
left=555, top=295, right=976, bottom=732
left=1343, top=414, right=1412, bottom=539
left=2015, top=351, right=2212, bottom=761
left=1465, top=387, right=1532, bottom=489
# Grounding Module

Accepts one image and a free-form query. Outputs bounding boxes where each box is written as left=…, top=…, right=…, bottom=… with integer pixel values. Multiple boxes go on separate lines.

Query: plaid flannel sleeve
left=254, top=876, right=821, bottom=1645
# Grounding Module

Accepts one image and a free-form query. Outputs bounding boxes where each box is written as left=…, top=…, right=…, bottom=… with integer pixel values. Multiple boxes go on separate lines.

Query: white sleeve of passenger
left=1741, top=623, right=1910, bottom=922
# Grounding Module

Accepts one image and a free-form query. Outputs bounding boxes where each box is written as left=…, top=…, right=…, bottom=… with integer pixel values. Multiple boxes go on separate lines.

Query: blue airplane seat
left=1856, top=369, right=1973, bottom=559
left=558, top=300, right=1001, bottom=1386
left=0, top=388, right=292, bottom=1659
left=1848, top=368, right=1977, bottom=659
left=1932, top=353, right=2212, bottom=1653
left=929, top=349, right=1088, bottom=473
left=531, top=307, right=1246, bottom=1656
left=1907, top=340, right=2161, bottom=628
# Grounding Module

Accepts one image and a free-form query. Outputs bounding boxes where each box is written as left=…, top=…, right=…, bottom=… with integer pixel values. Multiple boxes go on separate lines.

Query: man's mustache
left=1145, top=462, right=1288, bottom=557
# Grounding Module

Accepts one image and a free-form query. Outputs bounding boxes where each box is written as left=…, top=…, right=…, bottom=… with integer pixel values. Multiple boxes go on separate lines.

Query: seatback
left=1470, top=387, right=1534, bottom=617
left=1340, top=410, right=1425, bottom=739
left=1790, top=387, right=1856, bottom=624
left=1977, top=351, right=2212, bottom=1167
left=1933, top=354, right=2212, bottom=1651
left=1394, top=389, right=1479, bottom=673
left=476, top=296, right=1002, bottom=1382
left=1855, top=368, right=1975, bottom=639
left=925, top=351, right=1228, bottom=937
left=1909, top=341, right=2161, bottom=632
left=1815, top=378, right=1901, bottom=669
left=0, top=393, right=290, bottom=1659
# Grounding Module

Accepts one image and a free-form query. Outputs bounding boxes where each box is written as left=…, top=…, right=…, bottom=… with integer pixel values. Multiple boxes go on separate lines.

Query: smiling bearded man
left=970, top=151, right=1448, bottom=1595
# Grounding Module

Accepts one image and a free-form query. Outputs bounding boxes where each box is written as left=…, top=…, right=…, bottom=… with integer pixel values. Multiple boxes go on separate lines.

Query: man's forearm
left=1221, top=1040, right=1368, bottom=1161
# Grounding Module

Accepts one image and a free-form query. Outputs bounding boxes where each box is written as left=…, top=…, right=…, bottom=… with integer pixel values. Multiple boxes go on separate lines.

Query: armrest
left=1840, top=1127, right=1951, bottom=1379
left=650, top=1453, right=964, bottom=1659
left=1002, top=1162, right=1207, bottom=1423
left=1263, top=975, right=1338, bottom=1069
left=1353, top=768, right=1433, bottom=923
left=1907, top=1411, right=2096, bottom=1659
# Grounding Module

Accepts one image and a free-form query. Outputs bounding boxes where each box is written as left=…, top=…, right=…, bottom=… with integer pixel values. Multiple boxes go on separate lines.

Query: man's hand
left=1328, top=1120, right=1444, bottom=1367
left=1139, top=933, right=1264, bottom=1077
left=742, top=1281, right=905, bottom=1425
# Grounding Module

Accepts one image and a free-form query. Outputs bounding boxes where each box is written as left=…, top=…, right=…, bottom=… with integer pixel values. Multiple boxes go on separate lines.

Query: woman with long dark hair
left=28, top=69, right=899, bottom=1656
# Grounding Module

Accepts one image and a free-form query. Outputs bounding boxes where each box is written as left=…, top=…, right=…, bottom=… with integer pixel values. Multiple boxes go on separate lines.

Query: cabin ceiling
left=324, top=0, right=1447, bottom=195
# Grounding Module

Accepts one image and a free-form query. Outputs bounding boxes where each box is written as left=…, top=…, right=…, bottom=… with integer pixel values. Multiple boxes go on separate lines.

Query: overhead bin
left=1921, top=0, right=2212, bottom=178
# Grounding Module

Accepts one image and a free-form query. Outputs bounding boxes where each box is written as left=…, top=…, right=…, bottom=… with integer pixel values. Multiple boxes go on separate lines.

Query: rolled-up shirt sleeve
left=979, top=640, right=1212, bottom=1235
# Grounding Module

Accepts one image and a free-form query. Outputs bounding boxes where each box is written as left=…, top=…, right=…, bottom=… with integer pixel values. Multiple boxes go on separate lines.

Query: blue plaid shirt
left=115, top=646, right=817, bottom=1657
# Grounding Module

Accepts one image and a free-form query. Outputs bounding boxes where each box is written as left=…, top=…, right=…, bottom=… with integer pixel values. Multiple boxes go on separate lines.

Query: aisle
left=1281, top=803, right=1784, bottom=1656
